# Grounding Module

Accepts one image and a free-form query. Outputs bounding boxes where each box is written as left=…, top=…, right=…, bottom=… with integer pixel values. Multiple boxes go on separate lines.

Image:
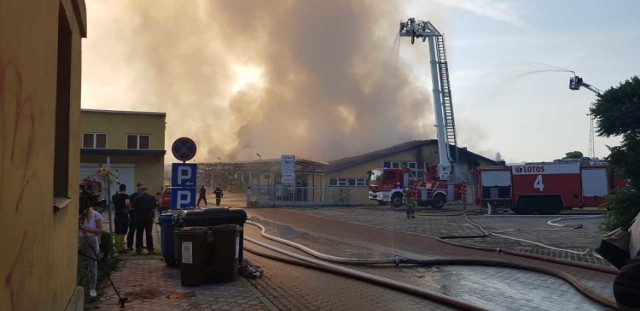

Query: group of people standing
left=78, top=182, right=156, bottom=299
left=112, top=183, right=157, bottom=254
left=197, top=185, right=224, bottom=207
left=79, top=183, right=226, bottom=297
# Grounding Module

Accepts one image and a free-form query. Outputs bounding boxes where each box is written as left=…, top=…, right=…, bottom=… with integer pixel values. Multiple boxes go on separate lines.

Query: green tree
left=564, top=151, right=583, bottom=159
left=590, top=76, right=640, bottom=231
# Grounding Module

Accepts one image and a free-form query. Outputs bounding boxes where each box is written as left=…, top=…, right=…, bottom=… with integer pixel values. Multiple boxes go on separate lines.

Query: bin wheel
left=165, top=256, right=178, bottom=267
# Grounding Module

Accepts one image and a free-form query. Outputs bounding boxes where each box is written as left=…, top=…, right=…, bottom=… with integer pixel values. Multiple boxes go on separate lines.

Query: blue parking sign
left=171, top=187, right=197, bottom=210
left=171, top=163, right=197, bottom=187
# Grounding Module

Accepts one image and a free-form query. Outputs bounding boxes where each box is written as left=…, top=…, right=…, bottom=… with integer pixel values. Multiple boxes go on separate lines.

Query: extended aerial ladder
left=569, top=74, right=602, bottom=158
left=569, top=75, right=602, bottom=95
left=399, top=18, right=458, bottom=181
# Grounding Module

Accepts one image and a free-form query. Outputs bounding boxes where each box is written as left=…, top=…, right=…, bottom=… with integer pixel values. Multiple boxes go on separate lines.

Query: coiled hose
left=245, top=220, right=617, bottom=309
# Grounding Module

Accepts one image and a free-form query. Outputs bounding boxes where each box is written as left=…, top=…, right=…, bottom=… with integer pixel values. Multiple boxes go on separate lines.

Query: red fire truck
left=475, top=162, right=620, bottom=214
left=368, top=165, right=450, bottom=209
left=368, top=19, right=463, bottom=208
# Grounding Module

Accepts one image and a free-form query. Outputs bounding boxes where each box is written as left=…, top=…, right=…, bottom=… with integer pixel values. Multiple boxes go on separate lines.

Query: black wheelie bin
left=176, top=227, right=208, bottom=286
left=181, top=208, right=247, bottom=265
left=210, top=224, right=242, bottom=282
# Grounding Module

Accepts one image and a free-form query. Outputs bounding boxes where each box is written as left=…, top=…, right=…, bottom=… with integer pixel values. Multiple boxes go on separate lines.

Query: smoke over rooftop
left=83, top=0, right=436, bottom=162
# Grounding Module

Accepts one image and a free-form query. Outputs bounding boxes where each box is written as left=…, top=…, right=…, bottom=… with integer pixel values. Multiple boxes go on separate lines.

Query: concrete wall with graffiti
left=0, top=0, right=87, bottom=309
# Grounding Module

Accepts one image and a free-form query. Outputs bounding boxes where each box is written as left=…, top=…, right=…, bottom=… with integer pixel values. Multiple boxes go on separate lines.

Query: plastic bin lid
left=159, top=213, right=175, bottom=220
left=210, top=224, right=239, bottom=229
left=180, top=226, right=208, bottom=232
left=202, top=208, right=229, bottom=214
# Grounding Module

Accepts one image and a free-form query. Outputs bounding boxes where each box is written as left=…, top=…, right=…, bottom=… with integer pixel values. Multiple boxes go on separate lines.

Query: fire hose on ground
left=413, top=207, right=615, bottom=273
left=435, top=213, right=618, bottom=275
left=244, top=220, right=617, bottom=310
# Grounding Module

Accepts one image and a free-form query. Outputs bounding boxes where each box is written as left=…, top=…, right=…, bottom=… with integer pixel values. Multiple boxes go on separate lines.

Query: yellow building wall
left=80, top=111, right=166, bottom=150
left=1, top=0, right=86, bottom=310
left=135, top=158, right=165, bottom=194
left=81, top=155, right=165, bottom=195
left=80, top=111, right=166, bottom=193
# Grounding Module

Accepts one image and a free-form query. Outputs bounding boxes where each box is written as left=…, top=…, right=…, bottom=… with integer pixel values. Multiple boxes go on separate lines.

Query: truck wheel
left=431, top=194, right=446, bottom=209
left=538, top=196, right=564, bottom=215
left=513, top=198, right=536, bottom=215
left=513, top=205, right=534, bottom=215
left=391, top=193, right=403, bottom=208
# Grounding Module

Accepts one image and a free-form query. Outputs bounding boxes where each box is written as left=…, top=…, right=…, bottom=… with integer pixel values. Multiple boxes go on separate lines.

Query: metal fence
left=247, top=186, right=370, bottom=207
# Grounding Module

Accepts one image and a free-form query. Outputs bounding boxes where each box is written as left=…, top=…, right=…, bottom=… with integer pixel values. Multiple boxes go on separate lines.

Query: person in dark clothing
left=197, top=185, right=207, bottom=207
left=214, top=186, right=224, bottom=206
left=613, top=254, right=640, bottom=310
left=403, top=188, right=416, bottom=219
left=112, top=184, right=131, bottom=249
left=133, top=187, right=157, bottom=253
left=126, top=183, right=143, bottom=251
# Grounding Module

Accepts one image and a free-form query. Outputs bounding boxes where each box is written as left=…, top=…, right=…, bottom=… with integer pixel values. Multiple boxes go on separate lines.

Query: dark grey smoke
left=98, top=0, right=435, bottom=161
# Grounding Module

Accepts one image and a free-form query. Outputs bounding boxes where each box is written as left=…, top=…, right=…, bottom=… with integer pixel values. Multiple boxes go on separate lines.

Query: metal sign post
left=171, top=137, right=198, bottom=209
left=281, top=155, right=296, bottom=186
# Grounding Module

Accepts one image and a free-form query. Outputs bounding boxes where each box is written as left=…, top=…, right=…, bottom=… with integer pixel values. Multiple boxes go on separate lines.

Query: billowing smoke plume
left=83, top=0, right=436, bottom=161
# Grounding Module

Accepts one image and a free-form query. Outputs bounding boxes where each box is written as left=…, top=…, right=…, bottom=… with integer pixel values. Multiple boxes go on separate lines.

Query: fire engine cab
left=475, top=162, right=614, bottom=214
left=368, top=164, right=449, bottom=209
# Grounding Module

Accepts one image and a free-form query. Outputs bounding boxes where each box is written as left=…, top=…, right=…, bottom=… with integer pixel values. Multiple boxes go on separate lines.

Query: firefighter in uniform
left=403, top=188, right=416, bottom=219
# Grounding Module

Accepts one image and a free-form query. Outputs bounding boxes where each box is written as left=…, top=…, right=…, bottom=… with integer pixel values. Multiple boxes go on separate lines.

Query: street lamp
left=216, top=157, right=223, bottom=190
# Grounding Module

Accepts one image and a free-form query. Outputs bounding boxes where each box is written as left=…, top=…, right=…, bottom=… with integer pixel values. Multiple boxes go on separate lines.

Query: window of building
left=383, top=161, right=421, bottom=180
left=53, top=3, right=72, bottom=204
left=384, top=161, right=417, bottom=170
left=329, top=178, right=368, bottom=187
left=127, top=134, right=150, bottom=150
left=82, top=133, right=107, bottom=149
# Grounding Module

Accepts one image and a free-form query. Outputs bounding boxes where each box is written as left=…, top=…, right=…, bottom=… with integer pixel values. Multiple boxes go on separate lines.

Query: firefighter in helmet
left=403, top=187, right=416, bottom=219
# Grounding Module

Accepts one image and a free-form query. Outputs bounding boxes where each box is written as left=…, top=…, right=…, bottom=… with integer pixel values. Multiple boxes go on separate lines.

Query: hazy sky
left=81, top=0, right=640, bottom=163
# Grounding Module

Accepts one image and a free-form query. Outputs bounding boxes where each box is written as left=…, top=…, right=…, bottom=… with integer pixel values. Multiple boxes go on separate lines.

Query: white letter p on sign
left=177, top=190, right=192, bottom=208
left=177, top=166, right=192, bottom=185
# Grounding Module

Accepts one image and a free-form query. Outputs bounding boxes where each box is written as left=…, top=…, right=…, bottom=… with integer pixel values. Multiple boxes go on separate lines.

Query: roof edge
left=81, top=108, right=166, bottom=117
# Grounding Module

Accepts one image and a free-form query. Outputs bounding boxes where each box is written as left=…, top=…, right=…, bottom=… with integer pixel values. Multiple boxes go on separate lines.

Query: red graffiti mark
left=0, top=60, right=11, bottom=101
left=0, top=61, right=10, bottom=205
left=10, top=69, right=34, bottom=163
left=0, top=60, right=36, bottom=213
left=15, top=173, right=33, bottom=212
left=4, top=230, right=27, bottom=308
left=21, top=111, right=35, bottom=182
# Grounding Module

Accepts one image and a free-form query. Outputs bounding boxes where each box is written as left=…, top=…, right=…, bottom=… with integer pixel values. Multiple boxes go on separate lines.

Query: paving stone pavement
left=90, top=203, right=616, bottom=310
left=283, top=206, right=612, bottom=266
left=245, top=251, right=455, bottom=311
left=90, top=255, right=274, bottom=311
left=244, top=216, right=614, bottom=311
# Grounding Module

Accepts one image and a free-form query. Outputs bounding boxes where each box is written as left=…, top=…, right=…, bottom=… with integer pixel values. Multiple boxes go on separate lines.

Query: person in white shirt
left=78, top=205, right=103, bottom=298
